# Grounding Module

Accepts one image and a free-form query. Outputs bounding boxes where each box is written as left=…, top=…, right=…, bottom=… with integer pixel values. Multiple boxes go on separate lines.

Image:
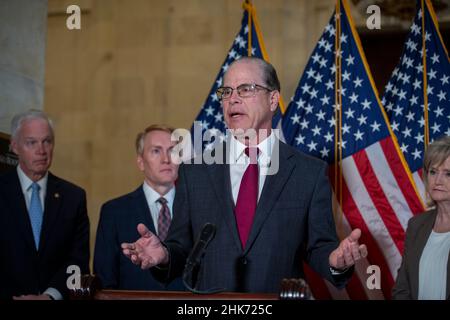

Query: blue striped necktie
left=29, top=182, right=43, bottom=249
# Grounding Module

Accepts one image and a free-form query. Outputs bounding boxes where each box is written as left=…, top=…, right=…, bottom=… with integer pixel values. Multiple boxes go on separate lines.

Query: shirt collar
left=229, top=131, right=275, bottom=165
left=17, top=165, right=48, bottom=193
left=142, top=181, right=175, bottom=205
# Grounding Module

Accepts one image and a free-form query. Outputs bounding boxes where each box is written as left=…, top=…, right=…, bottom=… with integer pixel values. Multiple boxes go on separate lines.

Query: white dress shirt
left=418, top=230, right=450, bottom=300
left=228, top=132, right=276, bottom=205
left=17, top=166, right=47, bottom=212
left=142, top=181, right=175, bottom=235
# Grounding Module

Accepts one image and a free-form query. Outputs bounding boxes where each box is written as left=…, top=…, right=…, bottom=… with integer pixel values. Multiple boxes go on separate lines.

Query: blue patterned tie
left=29, top=182, right=43, bottom=249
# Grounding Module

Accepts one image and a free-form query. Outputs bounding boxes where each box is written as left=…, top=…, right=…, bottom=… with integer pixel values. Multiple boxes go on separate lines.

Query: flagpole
left=342, top=0, right=426, bottom=210
left=334, top=0, right=343, bottom=229
left=426, top=0, right=450, bottom=60
left=244, top=1, right=287, bottom=115
left=421, top=0, right=429, bottom=149
left=338, top=3, right=343, bottom=214
left=334, top=0, right=338, bottom=205
left=246, top=0, right=252, bottom=56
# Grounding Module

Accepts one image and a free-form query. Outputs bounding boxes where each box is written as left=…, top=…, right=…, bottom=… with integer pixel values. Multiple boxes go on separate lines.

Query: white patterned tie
left=29, top=182, right=43, bottom=249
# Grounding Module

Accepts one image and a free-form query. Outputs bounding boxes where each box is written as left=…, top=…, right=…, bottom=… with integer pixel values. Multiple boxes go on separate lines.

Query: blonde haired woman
left=393, top=136, right=450, bottom=300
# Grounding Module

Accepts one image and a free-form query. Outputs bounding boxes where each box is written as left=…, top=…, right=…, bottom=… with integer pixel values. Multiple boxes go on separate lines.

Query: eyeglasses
left=216, top=83, right=272, bottom=100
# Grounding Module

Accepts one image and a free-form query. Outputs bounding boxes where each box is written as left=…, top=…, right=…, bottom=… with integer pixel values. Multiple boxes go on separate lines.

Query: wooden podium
left=70, top=275, right=310, bottom=300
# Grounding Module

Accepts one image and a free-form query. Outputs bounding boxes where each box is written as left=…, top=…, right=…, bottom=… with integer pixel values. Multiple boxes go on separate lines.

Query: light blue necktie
left=29, top=182, right=43, bottom=249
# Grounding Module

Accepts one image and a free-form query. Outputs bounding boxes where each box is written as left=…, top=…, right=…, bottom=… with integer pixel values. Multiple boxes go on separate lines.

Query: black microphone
left=182, top=223, right=224, bottom=294
left=183, top=223, right=216, bottom=277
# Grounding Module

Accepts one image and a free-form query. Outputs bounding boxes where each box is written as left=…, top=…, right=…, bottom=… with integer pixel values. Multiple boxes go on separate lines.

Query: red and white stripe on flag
left=305, top=136, right=424, bottom=300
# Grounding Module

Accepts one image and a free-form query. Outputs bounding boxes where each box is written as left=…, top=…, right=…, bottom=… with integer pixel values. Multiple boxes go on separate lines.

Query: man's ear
left=136, top=155, right=144, bottom=171
left=10, top=140, right=18, bottom=155
left=269, top=91, right=280, bottom=112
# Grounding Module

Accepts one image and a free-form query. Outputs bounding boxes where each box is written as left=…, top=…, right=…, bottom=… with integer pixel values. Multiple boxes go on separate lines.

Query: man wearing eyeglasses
left=122, top=57, right=367, bottom=293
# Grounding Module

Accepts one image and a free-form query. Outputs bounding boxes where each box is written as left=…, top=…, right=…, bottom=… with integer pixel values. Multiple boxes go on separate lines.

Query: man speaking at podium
left=122, top=57, right=367, bottom=293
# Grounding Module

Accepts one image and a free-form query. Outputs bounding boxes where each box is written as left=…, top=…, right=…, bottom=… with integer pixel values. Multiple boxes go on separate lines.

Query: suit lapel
left=133, top=186, right=157, bottom=234
left=410, top=211, right=436, bottom=300
left=244, top=141, right=295, bottom=254
left=39, top=172, right=63, bottom=252
left=5, top=170, right=37, bottom=251
left=206, top=142, right=242, bottom=252
left=447, top=250, right=450, bottom=300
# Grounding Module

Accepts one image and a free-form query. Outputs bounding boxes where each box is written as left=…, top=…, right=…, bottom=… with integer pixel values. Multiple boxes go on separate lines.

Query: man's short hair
left=135, top=124, right=175, bottom=155
left=229, top=56, right=281, bottom=92
left=10, top=109, right=54, bottom=147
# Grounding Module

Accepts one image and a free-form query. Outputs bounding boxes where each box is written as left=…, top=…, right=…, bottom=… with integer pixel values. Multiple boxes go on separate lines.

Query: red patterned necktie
left=157, top=197, right=171, bottom=241
left=234, top=147, right=259, bottom=248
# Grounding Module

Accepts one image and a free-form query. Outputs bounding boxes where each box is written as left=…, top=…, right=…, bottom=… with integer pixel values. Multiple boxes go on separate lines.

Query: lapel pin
left=54, top=193, right=60, bottom=199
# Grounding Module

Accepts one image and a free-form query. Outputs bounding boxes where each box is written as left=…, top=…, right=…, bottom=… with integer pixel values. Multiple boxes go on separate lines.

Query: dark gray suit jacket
left=392, top=210, right=450, bottom=299
left=160, top=139, right=350, bottom=293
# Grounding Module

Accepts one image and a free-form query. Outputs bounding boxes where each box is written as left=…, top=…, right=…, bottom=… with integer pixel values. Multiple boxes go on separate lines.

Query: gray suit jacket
left=392, top=210, right=450, bottom=299
left=160, top=139, right=351, bottom=293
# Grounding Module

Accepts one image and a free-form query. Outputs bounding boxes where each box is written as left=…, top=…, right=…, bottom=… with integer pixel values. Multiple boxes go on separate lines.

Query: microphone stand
left=181, top=223, right=225, bottom=294
left=182, top=269, right=224, bottom=295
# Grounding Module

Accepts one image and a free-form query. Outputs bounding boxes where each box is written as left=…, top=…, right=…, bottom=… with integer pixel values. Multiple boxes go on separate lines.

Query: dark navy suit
left=0, top=169, right=90, bottom=299
left=94, top=186, right=184, bottom=290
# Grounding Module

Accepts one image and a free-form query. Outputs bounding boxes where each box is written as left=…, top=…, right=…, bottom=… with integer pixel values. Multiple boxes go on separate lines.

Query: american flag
left=381, top=0, right=450, bottom=201
left=192, top=1, right=271, bottom=150
left=282, top=0, right=425, bottom=299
